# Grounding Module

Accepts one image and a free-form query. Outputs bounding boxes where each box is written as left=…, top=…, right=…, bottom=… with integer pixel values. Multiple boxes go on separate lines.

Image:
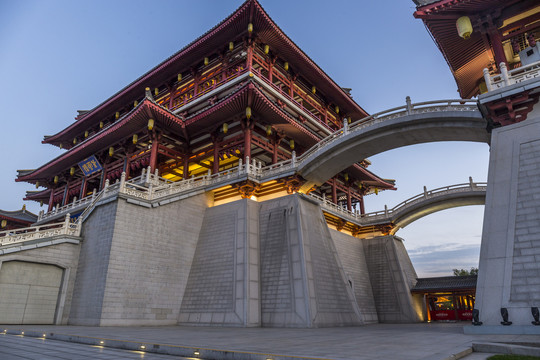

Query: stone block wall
left=363, top=235, right=420, bottom=323
left=330, top=229, right=379, bottom=324
left=178, top=199, right=260, bottom=326
left=476, top=109, right=540, bottom=326
left=99, top=193, right=208, bottom=326
left=69, top=201, right=117, bottom=325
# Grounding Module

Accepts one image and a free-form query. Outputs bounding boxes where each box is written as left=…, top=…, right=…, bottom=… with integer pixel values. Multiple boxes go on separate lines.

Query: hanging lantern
left=348, top=117, right=352, bottom=124
left=229, top=41, right=234, bottom=51
left=40, top=201, right=43, bottom=207
left=70, top=167, right=75, bottom=176
left=73, top=138, right=77, bottom=145
left=54, top=175, right=59, bottom=184
left=134, top=100, right=138, bottom=107
left=148, top=118, right=154, bottom=130
left=289, top=139, right=295, bottom=149
left=311, top=86, right=316, bottom=94
left=59, top=143, right=63, bottom=149
left=344, top=173, right=349, bottom=182
left=109, top=147, right=114, bottom=157
left=35, top=181, right=40, bottom=189
left=358, top=183, right=363, bottom=190
left=115, top=111, right=120, bottom=119
left=177, top=73, right=182, bottom=82
left=84, top=130, right=89, bottom=138
left=245, top=107, right=252, bottom=120
left=266, top=125, right=272, bottom=136
left=248, top=23, right=253, bottom=33
left=222, top=123, right=228, bottom=134
left=335, top=106, right=340, bottom=114
left=132, top=134, right=138, bottom=144
left=235, top=149, right=241, bottom=155
left=204, top=57, right=209, bottom=66
left=284, top=62, right=289, bottom=71
left=154, top=87, right=159, bottom=96
left=456, top=16, right=473, bottom=40
left=100, top=121, right=104, bottom=129
left=264, top=45, right=270, bottom=54
left=374, top=188, right=379, bottom=195
left=1, top=220, right=6, bottom=228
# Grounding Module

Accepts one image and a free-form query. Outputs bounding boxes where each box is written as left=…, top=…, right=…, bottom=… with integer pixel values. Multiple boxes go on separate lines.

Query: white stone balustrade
left=0, top=214, right=80, bottom=247
left=484, top=60, right=540, bottom=92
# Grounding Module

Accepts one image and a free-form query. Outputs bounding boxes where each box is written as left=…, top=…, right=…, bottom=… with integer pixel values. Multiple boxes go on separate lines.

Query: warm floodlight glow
left=140, top=345, right=146, bottom=350
left=194, top=350, right=200, bottom=356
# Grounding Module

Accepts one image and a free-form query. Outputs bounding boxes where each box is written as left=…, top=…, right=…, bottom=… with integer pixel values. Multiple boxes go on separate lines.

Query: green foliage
left=452, top=267, right=478, bottom=276
left=487, top=355, right=540, bottom=360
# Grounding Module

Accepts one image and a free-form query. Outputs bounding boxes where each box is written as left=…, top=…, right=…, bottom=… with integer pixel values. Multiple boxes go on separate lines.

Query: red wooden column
left=149, top=134, right=159, bottom=174
left=183, top=155, right=190, bottom=179
left=48, top=188, right=55, bottom=212
left=489, top=28, right=507, bottom=68
left=272, top=138, right=278, bottom=164
left=359, top=195, right=365, bottom=215
left=246, top=42, right=253, bottom=72
left=244, top=126, right=252, bottom=160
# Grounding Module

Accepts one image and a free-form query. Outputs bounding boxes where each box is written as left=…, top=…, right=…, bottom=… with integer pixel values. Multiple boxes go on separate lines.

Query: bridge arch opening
left=363, top=141, right=488, bottom=277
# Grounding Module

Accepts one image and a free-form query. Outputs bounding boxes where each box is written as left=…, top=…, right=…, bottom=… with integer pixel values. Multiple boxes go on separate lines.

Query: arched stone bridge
left=305, top=178, right=486, bottom=234
left=294, top=98, right=489, bottom=192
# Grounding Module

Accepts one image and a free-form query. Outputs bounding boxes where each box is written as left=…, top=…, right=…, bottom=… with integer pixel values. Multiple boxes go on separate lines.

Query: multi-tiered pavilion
left=18, top=0, right=393, bottom=223
left=1, top=0, right=427, bottom=328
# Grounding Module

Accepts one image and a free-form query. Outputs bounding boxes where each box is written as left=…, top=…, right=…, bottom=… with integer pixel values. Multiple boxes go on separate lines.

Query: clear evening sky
left=0, top=0, right=489, bottom=276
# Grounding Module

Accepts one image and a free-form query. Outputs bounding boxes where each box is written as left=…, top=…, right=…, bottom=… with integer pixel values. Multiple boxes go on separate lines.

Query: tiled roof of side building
left=411, top=275, right=477, bottom=292
left=0, top=208, right=38, bottom=224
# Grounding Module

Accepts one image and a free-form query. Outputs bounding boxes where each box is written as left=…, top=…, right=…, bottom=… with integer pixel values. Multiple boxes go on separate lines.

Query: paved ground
left=0, top=333, right=189, bottom=360
left=1, top=322, right=540, bottom=360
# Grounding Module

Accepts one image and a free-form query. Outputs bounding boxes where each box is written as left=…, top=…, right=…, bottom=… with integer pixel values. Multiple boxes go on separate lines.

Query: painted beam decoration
left=78, top=155, right=102, bottom=176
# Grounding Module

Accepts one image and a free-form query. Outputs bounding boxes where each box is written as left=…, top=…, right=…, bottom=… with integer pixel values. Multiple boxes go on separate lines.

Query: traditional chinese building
left=0, top=0, right=428, bottom=328
left=414, top=0, right=540, bottom=330
left=17, top=0, right=393, bottom=218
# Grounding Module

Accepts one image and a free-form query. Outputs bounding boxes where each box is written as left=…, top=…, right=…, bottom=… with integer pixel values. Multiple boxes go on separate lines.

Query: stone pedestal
left=476, top=106, right=540, bottom=327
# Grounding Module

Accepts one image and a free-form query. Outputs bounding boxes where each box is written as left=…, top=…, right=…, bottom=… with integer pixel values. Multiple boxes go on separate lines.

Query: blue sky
left=0, top=0, right=489, bottom=276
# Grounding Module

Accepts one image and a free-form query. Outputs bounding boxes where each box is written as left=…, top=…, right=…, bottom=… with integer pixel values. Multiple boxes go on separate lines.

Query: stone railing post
left=483, top=68, right=493, bottom=91
left=119, top=172, right=126, bottom=193
left=292, top=151, right=296, bottom=166
left=343, top=119, right=348, bottom=135
left=64, top=213, right=71, bottom=233
left=146, top=166, right=152, bottom=184
left=245, top=156, right=250, bottom=174
left=469, top=176, right=474, bottom=189
left=384, top=205, right=388, bottom=217
left=238, top=158, right=243, bottom=174
left=104, top=179, right=110, bottom=192
left=423, top=186, right=428, bottom=198
left=406, top=96, right=412, bottom=115
left=500, top=62, right=510, bottom=86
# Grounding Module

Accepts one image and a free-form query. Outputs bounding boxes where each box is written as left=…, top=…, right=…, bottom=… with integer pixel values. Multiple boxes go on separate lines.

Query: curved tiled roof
left=0, top=208, right=38, bottom=224
left=411, top=275, right=477, bottom=293
left=413, top=0, right=534, bottom=98
left=17, top=98, right=184, bottom=183
left=44, top=0, right=367, bottom=145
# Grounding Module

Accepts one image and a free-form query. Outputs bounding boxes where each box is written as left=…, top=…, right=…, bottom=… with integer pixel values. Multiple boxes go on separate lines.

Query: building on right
left=413, top=1, right=540, bottom=331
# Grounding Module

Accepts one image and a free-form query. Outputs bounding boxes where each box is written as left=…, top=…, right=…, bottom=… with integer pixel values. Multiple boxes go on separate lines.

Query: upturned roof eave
left=17, top=99, right=183, bottom=183
left=44, top=0, right=368, bottom=144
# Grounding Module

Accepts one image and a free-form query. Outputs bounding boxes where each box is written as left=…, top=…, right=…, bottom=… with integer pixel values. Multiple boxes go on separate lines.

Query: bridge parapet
left=361, top=179, right=487, bottom=224
left=297, top=99, right=479, bottom=166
